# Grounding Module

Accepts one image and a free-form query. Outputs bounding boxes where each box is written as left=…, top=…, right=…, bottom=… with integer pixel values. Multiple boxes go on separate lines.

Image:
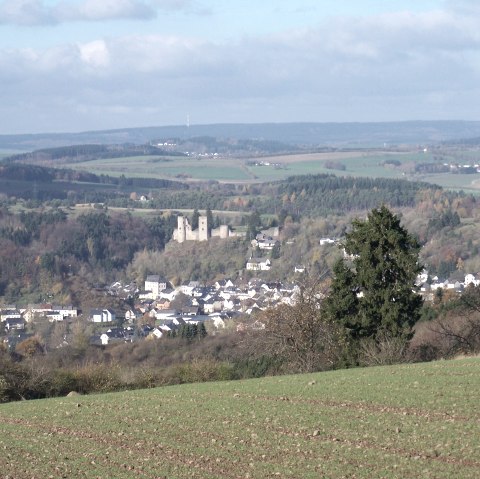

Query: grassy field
left=1, top=358, right=479, bottom=478
left=70, top=155, right=254, bottom=182
left=51, top=149, right=480, bottom=190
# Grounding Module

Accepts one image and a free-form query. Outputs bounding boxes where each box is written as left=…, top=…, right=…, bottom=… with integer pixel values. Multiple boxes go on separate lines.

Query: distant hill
left=3, top=120, right=480, bottom=151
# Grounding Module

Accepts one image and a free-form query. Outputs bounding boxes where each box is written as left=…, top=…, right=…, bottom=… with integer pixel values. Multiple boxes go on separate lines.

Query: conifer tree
left=326, top=206, right=423, bottom=341
left=191, top=209, right=200, bottom=230
left=198, top=322, right=207, bottom=338
left=206, top=208, right=214, bottom=235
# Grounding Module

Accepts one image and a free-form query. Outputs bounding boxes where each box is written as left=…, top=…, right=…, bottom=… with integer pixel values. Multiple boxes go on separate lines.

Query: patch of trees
left=427, top=209, right=461, bottom=233
left=0, top=164, right=55, bottom=182
left=0, top=209, right=67, bottom=247
left=0, top=328, right=258, bottom=403
left=324, top=160, right=346, bottom=171
left=3, top=144, right=187, bottom=165
left=57, top=211, right=175, bottom=269
left=174, top=323, right=208, bottom=340
left=271, top=174, right=440, bottom=216
left=128, top=236, right=249, bottom=284
left=415, top=163, right=449, bottom=174
left=452, top=166, right=477, bottom=174
left=0, top=208, right=176, bottom=304
left=411, top=284, right=480, bottom=360
left=383, top=159, right=402, bottom=167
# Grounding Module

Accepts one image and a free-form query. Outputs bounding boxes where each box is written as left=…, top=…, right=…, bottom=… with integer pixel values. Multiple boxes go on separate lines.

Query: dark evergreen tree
left=270, top=241, right=281, bottom=259
left=198, top=322, right=207, bottom=338
left=206, top=207, right=214, bottom=235
left=191, top=208, right=200, bottom=230
left=246, top=210, right=262, bottom=240
left=326, top=206, right=423, bottom=341
left=324, top=258, right=359, bottom=334
left=191, top=323, right=198, bottom=339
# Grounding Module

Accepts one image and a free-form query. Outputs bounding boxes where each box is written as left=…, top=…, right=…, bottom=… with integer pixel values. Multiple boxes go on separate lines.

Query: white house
left=4, top=318, right=26, bottom=331
left=214, top=279, right=235, bottom=290
left=246, top=258, right=271, bottom=271
left=46, top=311, right=65, bottom=322
left=465, top=274, right=480, bottom=287
left=90, top=309, right=116, bottom=323
left=181, top=281, right=200, bottom=296
left=0, top=310, right=22, bottom=322
left=144, top=275, right=168, bottom=299
left=320, top=238, right=336, bottom=246
left=158, top=288, right=178, bottom=301
left=52, top=305, right=78, bottom=319
left=100, top=328, right=125, bottom=345
left=154, top=309, right=179, bottom=321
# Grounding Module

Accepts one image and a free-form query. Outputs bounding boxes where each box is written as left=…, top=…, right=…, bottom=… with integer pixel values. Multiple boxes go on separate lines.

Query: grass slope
left=0, top=358, right=479, bottom=478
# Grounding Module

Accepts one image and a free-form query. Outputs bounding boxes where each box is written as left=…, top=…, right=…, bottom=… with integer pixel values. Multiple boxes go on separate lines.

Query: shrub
left=73, top=363, right=123, bottom=394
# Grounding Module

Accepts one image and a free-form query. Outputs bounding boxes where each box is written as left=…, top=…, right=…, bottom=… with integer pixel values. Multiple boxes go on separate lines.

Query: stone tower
left=177, top=216, right=186, bottom=243
left=198, top=216, right=209, bottom=241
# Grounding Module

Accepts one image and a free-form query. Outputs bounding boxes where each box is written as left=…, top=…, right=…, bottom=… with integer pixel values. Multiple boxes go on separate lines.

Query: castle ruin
left=173, top=215, right=243, bottom=243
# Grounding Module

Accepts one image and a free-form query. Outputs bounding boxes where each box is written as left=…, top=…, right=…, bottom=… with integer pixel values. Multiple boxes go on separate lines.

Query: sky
left=0, top=0, right=479, bottom=134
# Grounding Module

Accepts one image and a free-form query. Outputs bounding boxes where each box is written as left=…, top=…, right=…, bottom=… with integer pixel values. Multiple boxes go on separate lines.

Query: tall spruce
left=325, top=206, right=423, bottom=341
left=191, top=208, right=200, bottom=230
left=206, top=207, right=214, bottom=235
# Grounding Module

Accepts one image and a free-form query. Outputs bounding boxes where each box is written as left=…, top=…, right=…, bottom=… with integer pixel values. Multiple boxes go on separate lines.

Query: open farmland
left=56, top=148, right=480, bottom=190
left=70, top=155, right=255, bottom=182
left=1, top=358, right=479, bottom=478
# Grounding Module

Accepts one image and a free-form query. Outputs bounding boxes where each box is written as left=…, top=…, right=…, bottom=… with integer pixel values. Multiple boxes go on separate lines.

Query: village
left=1, top=211, right=479, bottom=351
left=2, top=248, right=480, bottom=352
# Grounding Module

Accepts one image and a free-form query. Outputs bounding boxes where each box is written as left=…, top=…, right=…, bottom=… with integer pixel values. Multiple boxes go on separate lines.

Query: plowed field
left=1, top=358, right=479, bottom=478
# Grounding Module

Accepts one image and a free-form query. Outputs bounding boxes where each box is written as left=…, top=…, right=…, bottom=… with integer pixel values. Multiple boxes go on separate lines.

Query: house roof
left=146, top=275, right=168, bottom=283
left=247, top=258, right=270, bottom=264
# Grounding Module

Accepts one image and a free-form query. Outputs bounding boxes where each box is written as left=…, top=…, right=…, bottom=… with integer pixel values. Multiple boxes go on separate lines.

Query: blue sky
left=0, top=0, right=479, bottom=134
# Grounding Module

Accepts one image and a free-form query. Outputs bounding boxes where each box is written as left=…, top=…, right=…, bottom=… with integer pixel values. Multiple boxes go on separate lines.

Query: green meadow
left=72, top=155, right=254, bottom=182
left=63, top=150, right=480, bottom=190
left=1, top=357, right=479, bottom=478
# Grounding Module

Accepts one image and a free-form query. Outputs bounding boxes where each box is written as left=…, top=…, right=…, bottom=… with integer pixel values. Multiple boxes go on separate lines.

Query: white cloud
left=56, top=0, right=156, bottom=22
left=0, top=0, right=201, bottom=25
left=79, top=40, right=110, bottom=68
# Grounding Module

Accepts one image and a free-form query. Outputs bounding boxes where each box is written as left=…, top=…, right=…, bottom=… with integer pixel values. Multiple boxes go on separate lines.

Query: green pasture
left=248, top=152, right=424, bottom=182
left=45, top=150, right=480, bottom=190
left=72, top=155, right=252, bottom=181
left=1, top=357, right=479, bottom=478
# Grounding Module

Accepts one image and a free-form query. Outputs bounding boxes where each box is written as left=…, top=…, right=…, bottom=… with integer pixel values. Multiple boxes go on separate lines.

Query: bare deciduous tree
left=426, top=285, right=480, bottom=357
left=246, top=275, right=346, bottom=373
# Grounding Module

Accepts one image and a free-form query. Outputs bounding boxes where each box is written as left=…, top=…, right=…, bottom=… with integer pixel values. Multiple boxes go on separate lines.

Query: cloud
left=1, top=5, right=480, bottom=132
left=0, top=0, right=55, bottom=25
left=0, top=0, right=201, bottom=25
left=56, top=0, right=156, bottom=22
left=445, top=0, right=480, bottom=15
